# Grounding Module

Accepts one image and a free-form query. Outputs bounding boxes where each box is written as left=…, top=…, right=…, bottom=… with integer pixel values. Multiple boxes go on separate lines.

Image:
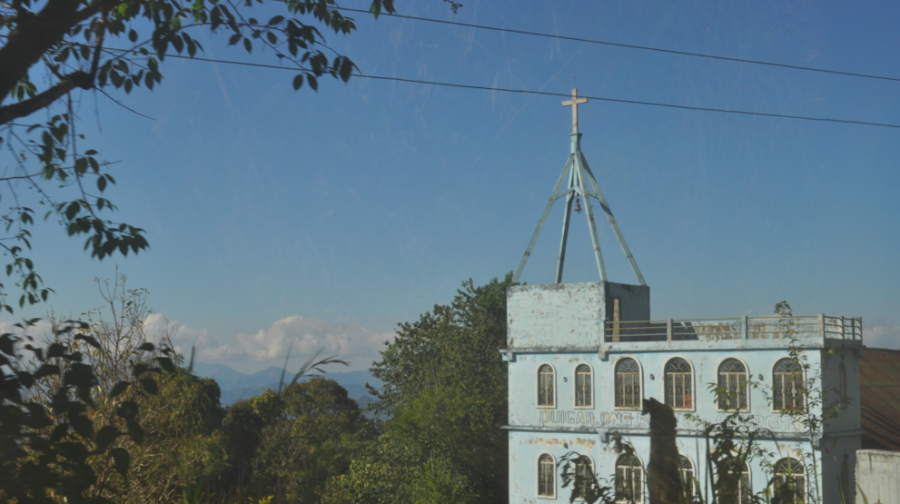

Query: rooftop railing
left=604, top=315, right=862, bottom=343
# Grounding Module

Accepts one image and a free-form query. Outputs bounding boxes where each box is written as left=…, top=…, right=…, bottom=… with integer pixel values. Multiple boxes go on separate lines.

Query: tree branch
left=0, top=0, right=82, bottom=103
left=0, top=70, right=89, bottom=124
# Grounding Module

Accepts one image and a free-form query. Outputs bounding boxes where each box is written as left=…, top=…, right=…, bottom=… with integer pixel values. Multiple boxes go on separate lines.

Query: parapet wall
left=506, top=281, right=649, bottom=349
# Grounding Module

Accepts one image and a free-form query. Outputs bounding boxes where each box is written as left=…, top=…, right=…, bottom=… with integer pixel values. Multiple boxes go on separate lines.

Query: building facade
left=503, top=282, right=863, bottom=503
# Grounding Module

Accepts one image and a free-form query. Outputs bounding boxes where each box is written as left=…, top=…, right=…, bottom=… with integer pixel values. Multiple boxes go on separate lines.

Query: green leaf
left=139, top=377, right=158, bottom=395
left=155, top=356, right=175, bottom=372
left=126, top=419, right=144, bottom=444
left=339, top=57, right=353, bottom=82
left=65, top=201, right=80, bottom=220
left=267, top=31, right=277, bottom=44
left=268, top=15, right=284, bottom=25
left=243, top=37, right=252, bottom=53
left=308, top=74, right=318, bottom=91
left=74, top=334, right=101, bottom=349
left=47, top=342, right=66, bottom=358
left=64, top=363, right=95, bottom=389
left=33, top=363, right=60, bottom=379
left=129, top=29, right=138, bottom=42
left=110, top=447, right=130, bottom=477
left=71, top=414, right=93, bottom=439
left=292, top=74, right=303, bottom=90
left=136, top=342, right=155, bottom=352
left=109, top=381, right=130, bottom=398
left=132, top=362, right=148, bottom=377
left=229, top=34, right=241, bottom=45
left=0, top=334, right=14, bottom=355
left=95, top=425, right=119, bottom=450
left=57, top=441, right=89, bottom=463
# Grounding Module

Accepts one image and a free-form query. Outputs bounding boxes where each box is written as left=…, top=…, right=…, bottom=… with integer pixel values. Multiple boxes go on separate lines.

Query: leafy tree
left=322, top=432, right=418, bottom=504
left=219, top=397, right=266, bottom=501
left=335, top=275, right=511, bottom=504
left=0, top=318, right=175, bottom=504
left=0, top=0, right=396, bottom=314
left=121, top=369, right=226, bottom=504
left=249, top=378, right=372, bottom=504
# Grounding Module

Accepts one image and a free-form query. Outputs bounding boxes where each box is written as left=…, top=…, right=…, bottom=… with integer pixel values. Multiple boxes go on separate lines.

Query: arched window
left=717, top=358, right=748, bottom=411
left=615, top=454, right=643, bottom=503
left=665, top=358, right=693, bottom=409
left=722, top=461, right=752, bottom=504
left=771, top=458, right=805, bottom=504
left=538, top=453, right=556, bottom=497
left=678, top=455, right=695, bottom=499
left=573, top=455, right=594, bottom=501
left=839, top=360, right=847, bottom=402
left=575, top=364, right=593, bottom=408
left=773, top=358, right=804, bottom=412
left=538, top=364, right=555, bottom=408
left=615, top=358, right=641, bottom=408
left=736, top=462, right=751, bottom=504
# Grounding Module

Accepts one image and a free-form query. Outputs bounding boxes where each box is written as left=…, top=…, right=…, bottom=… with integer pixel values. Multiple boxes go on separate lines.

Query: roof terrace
left=605, top=315, right=862, bottom=343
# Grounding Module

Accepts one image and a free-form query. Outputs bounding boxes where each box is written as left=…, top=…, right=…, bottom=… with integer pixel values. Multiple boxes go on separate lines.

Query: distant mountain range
left=190, top=361, right=383, bottom=407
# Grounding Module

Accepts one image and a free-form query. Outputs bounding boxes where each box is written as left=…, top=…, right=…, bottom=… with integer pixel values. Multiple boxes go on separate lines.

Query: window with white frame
left=575, top=364, right=593, bottom=408
left=722, top=461, right=751, bottom=504
left=615, top=358, right=641, bottom=408
left=737, top=462, right=751, bottom=504
left=538, top=453, right=555, bottom=497
left=717, top=358, right=748, bottom=411
left=538, top=364, right=555, bottom=408
left=573, top=455, right=594, bottom=501
left=773, top=358, right=804, bottom=412
left=665, top=358, right=693, bottom=409
left=678, top=455, right=695, bottom=499
left=771, top=458, right=805, bottom=504
left=615, top=454, right=643, bottom=503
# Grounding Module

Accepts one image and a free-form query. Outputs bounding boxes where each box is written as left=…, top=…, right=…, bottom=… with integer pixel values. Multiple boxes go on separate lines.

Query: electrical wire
left=336, top=7, right=900, bottom=84
left=162, top=53, right=900, bottom=129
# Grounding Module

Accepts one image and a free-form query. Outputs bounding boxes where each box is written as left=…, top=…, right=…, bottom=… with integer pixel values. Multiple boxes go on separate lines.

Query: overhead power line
left=337, top=7, right=900, bottom=84
left=162, top=53, right=900, bottom=130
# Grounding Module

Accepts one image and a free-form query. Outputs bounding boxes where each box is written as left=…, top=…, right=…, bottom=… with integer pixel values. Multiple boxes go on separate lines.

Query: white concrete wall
left=506, top=281, right=649, bottom=350
left=507, top=283, right=606, bottom=349
left=856, top=450, right=900, bottom=504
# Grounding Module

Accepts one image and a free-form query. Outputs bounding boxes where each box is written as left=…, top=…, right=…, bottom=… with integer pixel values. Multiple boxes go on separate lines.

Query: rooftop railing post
left=667, top=319, right=673, bottom=343
left=741, top=316, right=748, bottom=340
left=841, top=316, right=845, bottom=339
left=818, top=314, right=825, bottom=339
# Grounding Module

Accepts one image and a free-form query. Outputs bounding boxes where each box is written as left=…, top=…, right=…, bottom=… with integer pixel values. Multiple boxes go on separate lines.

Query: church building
left=503, top=90, right=864, bottom=504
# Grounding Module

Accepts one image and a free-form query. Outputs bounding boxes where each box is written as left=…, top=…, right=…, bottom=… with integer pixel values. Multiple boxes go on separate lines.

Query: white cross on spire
left=561, top=88, right=588, bottom=134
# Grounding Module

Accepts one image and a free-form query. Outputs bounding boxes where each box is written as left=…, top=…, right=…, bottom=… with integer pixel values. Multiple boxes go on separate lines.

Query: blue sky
left=3, top=0, right=899, bottom=373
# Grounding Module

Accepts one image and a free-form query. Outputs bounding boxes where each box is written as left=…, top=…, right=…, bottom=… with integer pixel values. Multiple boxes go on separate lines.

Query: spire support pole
left=580, top=156, right=646, bottom=286
left=555, top=165, right=576, bottom=283
left=513, top=156, right=574, bottom=284
left=574, top=152, right=607, bottom=282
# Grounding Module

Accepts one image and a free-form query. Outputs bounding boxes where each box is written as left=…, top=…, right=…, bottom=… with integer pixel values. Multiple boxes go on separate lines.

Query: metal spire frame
left=512, top=132, right=646, bottom=286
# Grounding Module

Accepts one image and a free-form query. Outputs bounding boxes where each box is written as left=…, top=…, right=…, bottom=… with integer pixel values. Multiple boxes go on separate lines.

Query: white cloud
left=142, top=314, right=394, bottom=372
left=865, top=320, right=900, bottom=350
left=142, top=313, right=215, bottom=356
